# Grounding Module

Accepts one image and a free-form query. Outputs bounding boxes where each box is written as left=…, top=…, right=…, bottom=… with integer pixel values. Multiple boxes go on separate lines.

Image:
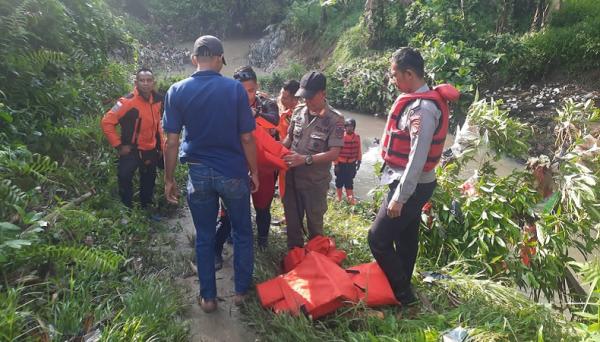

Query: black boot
left=396, top=287, right=419, bottom=307
left=255, top=208, right=271, bottom=249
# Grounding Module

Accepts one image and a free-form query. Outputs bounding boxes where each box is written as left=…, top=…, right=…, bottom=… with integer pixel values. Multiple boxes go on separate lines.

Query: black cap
left=193, top=35, right=226, bottom=65
left=296, top=71, right=326, bottom=99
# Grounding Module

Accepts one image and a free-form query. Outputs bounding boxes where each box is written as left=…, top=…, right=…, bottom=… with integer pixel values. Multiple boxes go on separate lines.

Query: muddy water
left=174, top=38, right=268, bottom=78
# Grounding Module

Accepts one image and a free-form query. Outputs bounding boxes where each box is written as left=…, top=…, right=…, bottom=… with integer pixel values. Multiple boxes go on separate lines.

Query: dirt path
left=169, top=208, right=257, bottom=342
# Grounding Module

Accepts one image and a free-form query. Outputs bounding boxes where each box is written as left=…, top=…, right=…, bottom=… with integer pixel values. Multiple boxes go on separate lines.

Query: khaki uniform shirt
left=287, top=103, right=345, bottom=185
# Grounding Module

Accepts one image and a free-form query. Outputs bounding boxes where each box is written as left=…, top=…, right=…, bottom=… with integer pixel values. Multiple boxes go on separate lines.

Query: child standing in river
left=335, top=118, right=362, bottom=204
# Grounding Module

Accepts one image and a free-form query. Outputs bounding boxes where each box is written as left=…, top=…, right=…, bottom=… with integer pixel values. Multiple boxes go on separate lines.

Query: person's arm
left=284, top=115, right=344, bottom=167
left=357, top=134, right=362, bottom=161
left=283, top=147, right=342, bottom=167
left=241, top=132, right=259, bottom=193
left=164, top=132, right=180, bottom=203
left=101, top=98, right=131, bottom=154
left=387, top=106, right=439, bottom=217
left=282, top=114, right=295, bottom=148
left=237, top=84, right=259, bottom=192
left=162, top=86, right=184, bottom=204
left=355, top=134, right=362, bottom=171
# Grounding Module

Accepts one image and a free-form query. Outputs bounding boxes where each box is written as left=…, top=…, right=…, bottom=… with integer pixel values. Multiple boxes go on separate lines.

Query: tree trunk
left=531, top=0, right=547, bottom=31
left=320, top=5, right=328, bottom=26
left=364, top=0, right=386, bottom=49
left=496, top=0, right=514, bottom=33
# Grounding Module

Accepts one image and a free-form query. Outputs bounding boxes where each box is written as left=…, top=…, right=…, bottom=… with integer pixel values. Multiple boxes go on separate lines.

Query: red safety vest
left=337, top=133, right=361, bottom=163
left=381, top=84, right=459, bottom=172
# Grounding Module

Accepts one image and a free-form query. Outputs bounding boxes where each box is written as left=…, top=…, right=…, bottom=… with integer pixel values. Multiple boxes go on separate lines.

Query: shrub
left=258, top=63, right=307, bottom=95
left=328, top=53, right=395, bottom=114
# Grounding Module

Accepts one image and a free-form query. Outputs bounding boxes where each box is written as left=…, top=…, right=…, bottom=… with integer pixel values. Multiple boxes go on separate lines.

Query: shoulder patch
left=410, top=115, right=422, bottom=136
left=111, top=101, right=123, bottom=112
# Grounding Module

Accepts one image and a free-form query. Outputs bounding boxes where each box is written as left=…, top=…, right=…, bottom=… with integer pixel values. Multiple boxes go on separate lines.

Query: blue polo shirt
left=162, top=70, right=255, bottom=179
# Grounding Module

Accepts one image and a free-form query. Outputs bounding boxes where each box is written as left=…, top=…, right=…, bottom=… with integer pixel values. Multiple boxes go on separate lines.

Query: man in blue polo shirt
left=162, top=35, right=259, bottom=313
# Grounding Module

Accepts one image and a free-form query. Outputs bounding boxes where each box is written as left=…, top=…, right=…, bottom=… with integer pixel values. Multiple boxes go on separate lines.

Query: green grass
left=0, top=113, right=189, bottom=340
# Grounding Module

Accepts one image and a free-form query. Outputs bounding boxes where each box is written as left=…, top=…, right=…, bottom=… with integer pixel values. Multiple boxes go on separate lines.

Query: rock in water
left=248, top=24, right=286, bottom=69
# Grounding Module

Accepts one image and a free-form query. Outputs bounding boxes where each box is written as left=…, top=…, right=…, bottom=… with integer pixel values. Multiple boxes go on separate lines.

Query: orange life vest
left=381, top=84, right=459, bottom=172
left=337, top=133, right=361, bottom=163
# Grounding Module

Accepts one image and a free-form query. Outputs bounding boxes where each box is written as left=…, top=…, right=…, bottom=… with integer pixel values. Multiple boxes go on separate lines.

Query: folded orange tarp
left=282, top=235, right=347, bottom=273
left=257, top=251, right=359, bottom=319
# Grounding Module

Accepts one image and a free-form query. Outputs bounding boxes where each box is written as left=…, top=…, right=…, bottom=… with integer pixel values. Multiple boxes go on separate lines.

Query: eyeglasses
left=233, top=71, right=256, bottom=82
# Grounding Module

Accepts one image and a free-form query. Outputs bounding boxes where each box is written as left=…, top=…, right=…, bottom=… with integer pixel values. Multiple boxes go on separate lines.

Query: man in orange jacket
left=101, top=68, right=165, bottom=209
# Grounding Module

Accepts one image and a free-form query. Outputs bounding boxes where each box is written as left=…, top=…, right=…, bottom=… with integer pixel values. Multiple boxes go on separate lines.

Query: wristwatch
left=304, top=154, right=313, bottom=166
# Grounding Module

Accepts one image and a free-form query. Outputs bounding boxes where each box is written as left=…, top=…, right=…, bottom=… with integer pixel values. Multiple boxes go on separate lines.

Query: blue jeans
left=186, top=163, right=253, bottom=300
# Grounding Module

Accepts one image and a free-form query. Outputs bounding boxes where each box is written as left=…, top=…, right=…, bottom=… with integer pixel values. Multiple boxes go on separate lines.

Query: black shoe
left=396, top=289, right=419, bottom=307
left=215, top=255, right=223, bottom=271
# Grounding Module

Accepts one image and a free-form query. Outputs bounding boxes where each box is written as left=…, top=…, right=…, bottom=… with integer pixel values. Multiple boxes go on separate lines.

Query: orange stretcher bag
left=257, top=251, right=359, bottom=319
left=347, top=262, right=399, bottom=307
left=282, top=236, right=347, bottom=273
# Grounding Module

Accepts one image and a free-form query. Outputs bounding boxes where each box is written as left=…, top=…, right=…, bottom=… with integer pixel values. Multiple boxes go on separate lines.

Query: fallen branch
left=43, top=191, right=94, bottom=224
left=22, top=191, right=94, bottom=234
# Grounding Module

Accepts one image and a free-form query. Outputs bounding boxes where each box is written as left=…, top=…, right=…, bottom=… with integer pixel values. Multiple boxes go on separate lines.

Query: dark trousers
left=368, top=180, right=436, bottom=300
left=252, top=169, right=277, bottom=244
left=335, top=162, right=357, bottom=189
left=117, top=151, right=156, bottom=208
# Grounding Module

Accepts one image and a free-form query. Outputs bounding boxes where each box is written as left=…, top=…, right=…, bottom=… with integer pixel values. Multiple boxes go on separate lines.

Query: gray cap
left=193, top=35, right=226, bottom=65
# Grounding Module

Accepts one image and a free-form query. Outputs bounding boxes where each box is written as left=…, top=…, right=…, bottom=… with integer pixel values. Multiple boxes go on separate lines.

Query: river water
left=174, top=38, right=268, bottom=78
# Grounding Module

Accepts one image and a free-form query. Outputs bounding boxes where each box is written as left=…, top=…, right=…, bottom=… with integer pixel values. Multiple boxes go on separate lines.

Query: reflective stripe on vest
left=381, top=90, right=449, bottom=172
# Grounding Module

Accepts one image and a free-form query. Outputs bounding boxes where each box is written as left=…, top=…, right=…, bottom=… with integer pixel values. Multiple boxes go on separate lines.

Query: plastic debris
left=422, top=271, right=453, bottom=284
left=442, top=327, right=469, bottom=342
